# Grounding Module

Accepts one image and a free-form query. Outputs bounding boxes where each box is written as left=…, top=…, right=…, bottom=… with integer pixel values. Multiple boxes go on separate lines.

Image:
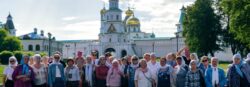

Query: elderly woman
left=199, top=56, right=211, bottom=75
left=85, top=55, right=95, bottom=87
left=65, top=59, right=80, bottom=87
left=174, top=56, right=189, bottom=87
left=48, top=54, right=65, bottom=87
left=12, top=55, right=35, bottom=87
left=106, top=59, right=123, bottom=87
left=128, top=55, right=139, bottom=87
left=42, top=56, right=49, bottom=68
left=185, top=60, right=205, bottom=87
left=241, top=53, right=250, bottom=86
left=31, top=54, right=47, bottom=87
left=96, top=56, right=109, bottom=87
left=135, top=59, right=155, bottom=87
left=156, top=57, right=175, bottom=87
left=2, top=56, right=18, bottom=87
left=227, top=54, right=248, bottom=87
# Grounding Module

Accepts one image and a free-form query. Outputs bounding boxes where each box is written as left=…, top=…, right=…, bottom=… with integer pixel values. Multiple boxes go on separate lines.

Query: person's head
left=233, top=54, right=241, bottom=64
left=176, top=56, right=183, bottom=65
left=22, top=55, right=30, bottom=64
left=121, top=57, right=128, bottom=65
left=53, top=54, right=61, bottom=62
left=99, top=56, right=106, bottom=65
left=105, top=52, right=112, bottom=59
left=86, top=55, right=92, bottom=64
left=211, top=57, right=219, bottom=67
left=9, top=56, right=18, bottom=66
left=189, top=60, right=197, bottom=70
left=109, top=56, right=114, bottom=63
left=67, top=59, right=74, bottom=67
left=29, top=56, right=34, bottom=65
left=166, top=53, right=176, bottom=61
left=190, top=53, right=198, bottom=61
left=143, top=53, right=150, bottom=62
left=42, top=56, right=49, bottom=64
left=160, top=57, right=167, bottom=67
left=131, top=55, right=139, bottom=65
left=246, top=53, right=250, bottom=62
left=33, top=54, right=42, bottom=64
left=150, top=53, right=156, bottom=61
left=201, top=56, right=209, bottom=65
left=139, top=59, right=147, bottom=69
left=112, top=59, right=119, bottom=68
left=126, top=55, right=132, bottom=63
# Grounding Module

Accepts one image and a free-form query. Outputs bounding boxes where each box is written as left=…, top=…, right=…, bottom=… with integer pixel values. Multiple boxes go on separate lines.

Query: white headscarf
left=9, top=56, right=18, bottom=67
left=246, top=53, right=250, bottom=61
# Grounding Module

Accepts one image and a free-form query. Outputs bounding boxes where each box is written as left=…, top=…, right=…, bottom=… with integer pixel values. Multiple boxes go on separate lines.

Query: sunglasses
left=10, top=61, right=15, bottom=62
left=202, top=60, right=208, bottom=62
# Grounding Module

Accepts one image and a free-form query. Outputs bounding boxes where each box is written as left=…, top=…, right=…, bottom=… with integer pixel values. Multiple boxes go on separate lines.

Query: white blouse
left=134, top=68, right=153, bottom=87
left=32, top=64, right=47, bottom=85
left=3, top=66, right=15, bottom=80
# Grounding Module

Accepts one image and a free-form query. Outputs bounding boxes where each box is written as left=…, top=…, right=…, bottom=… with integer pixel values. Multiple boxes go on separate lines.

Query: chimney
left=34, top=28, right=38, bottom=34
left=40, top=30, right=44, bottom=36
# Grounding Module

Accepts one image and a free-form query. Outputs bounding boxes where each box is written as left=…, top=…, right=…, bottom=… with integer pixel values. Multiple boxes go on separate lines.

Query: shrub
left=14, top=51, right=23, bottom=63
left=0, top=51, right=14, bottom=65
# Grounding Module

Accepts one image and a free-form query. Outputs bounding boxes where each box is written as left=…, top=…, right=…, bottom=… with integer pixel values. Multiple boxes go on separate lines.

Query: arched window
left=109, top=38, right=112, bottom=42
left=116, top=15, right=119, bottom=20
left=28, top=45, right=33, bottom=51
left=35, top=44, right=40, bottom=51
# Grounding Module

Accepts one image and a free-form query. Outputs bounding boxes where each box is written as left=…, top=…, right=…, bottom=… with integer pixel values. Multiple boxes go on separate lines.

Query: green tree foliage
left=0, top=51, right=14, bottom=64
left=40, top=52, right=48, bottom=57
left=23, top=51, right=35, bottom=57
left=14, top=51, right=23, bottom=63
left=220, top=0, right=250, bottom=48
left=183, top=0, right=222, bottom=56
left=0, top=29, right=8, bottom=51
left=1, top=36, right=23, bottom=52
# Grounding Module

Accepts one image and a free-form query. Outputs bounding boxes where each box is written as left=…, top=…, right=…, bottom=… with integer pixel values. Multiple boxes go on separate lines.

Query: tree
left=219, top=0, right=250, bottom=56
left=0, top=29, right=9, bottom=51
left=220, top=0, right=250, bottom=48
left=183, top=0, right=222, bottom=56
left=14, top=51, right=23, bottom=63
left=1, top=36, right=23, bottom=52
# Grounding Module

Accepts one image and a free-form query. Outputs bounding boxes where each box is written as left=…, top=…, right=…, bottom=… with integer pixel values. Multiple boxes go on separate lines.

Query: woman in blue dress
left=156, top=57, right=174, bottom=87
left=128, top=55, right=139, bottom=87
left=174, top=56, right=189, bottom=87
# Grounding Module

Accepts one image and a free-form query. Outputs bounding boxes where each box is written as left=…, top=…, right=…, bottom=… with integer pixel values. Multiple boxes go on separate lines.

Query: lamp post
left=176, top=32, right=179, bottom=52
left=48, top=32, right=52, bottom=57
left=152, top=42, right=155, bottom=52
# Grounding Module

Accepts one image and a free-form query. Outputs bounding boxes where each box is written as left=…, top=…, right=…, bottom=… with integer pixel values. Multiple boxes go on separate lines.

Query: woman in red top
left=96, top=56, right=109, bottom=87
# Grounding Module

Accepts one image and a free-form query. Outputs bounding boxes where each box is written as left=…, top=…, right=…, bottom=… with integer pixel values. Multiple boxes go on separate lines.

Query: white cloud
left=62, top=16, right=77, bottom=21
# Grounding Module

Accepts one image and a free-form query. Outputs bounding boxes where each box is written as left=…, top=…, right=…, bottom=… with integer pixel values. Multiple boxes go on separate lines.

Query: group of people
left=2, top=50, right=250, bottom=87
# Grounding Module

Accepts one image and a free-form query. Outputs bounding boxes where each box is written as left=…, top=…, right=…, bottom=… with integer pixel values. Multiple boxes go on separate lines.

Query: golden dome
left=100, top=8, right=107, bottom=14
left=125, top=8, right=133, bottom=16
left=127, top=17, right=140, bottom=25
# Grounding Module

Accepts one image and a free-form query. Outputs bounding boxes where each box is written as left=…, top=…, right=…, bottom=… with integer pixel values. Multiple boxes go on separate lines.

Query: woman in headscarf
left=106, top=59, right=123, bottom=87
left=85, top=55, right=95, bottom=87
left=31, top=54, right=47, bottom=87
left=12, top=55, right=35, bottom=87
left=174, top=56, right=189, bottom=87
left=47, top=54, right=65, bottom=87
left=96, top=56, right=109, bottom=87
left=185, top=60, right=206, bottom=87
left=156, top=57, right=175, bottom=87
left=128, top=55, right=139, bottom=87
left=134, top=59, right=155, bottom=87
left=2, top=56, right=18, bottom=87
left=227, top=54, right=249, bottom=87
left=65, top=59, right=80, bottom=87
left=241, top=53, right=250, bottom=86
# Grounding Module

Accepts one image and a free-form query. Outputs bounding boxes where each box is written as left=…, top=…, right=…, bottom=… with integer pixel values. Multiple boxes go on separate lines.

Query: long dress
left=12, top=64, right=35, bottom=87
left=175, top=65, right=189, bottom=87
left=134, top=68, right=153, bottom=87
left=227, top=64, right=249, bottom=87
left=157, top=66, right=172, bottom=87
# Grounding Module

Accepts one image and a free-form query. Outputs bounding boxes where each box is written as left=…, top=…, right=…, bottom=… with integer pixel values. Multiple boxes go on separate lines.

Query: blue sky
left=0, top=0, right=195, bottom=40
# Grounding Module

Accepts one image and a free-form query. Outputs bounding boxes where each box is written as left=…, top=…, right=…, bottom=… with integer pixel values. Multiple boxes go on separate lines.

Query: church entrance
left=121, top=50, right=127, bottom=58
left=105, top=48, right=116, bottom=54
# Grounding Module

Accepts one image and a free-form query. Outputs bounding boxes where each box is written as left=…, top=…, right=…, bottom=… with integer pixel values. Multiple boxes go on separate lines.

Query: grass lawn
left=0, top=65, right=6, bottom=85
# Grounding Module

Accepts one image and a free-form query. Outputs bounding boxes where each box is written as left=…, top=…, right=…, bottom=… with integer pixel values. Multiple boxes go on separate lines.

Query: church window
left=116, top=15, right=119, bottom=20
left=28, top=45, right=33, bottom=51
left=111, top=15, right=113, bottom=20
left=109, top=38, right=112, bottom=42
left=107, top=16, right=109, bottom=20
left=35, top=44, right=40, bottom=51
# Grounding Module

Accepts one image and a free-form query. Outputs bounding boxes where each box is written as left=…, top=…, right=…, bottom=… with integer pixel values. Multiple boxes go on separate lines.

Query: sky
left=0, top=0, right=195, bottom=40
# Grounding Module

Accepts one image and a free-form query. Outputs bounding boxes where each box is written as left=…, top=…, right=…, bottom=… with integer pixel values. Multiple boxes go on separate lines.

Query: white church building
left=60, top=0, right=185, bottom=58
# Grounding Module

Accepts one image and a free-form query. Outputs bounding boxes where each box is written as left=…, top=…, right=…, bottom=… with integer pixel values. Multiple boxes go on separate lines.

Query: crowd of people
left=2, top=49, right=250, bottom=87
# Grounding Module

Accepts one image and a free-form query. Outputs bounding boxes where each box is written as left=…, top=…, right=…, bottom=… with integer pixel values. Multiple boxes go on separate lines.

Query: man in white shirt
left=147, top=53, right=160, bottom=80
left=48, top=54, right=65, bottom=87
left=85, top=55, right=94, bottom=87
left=205, top=57, right=226, bottom=87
